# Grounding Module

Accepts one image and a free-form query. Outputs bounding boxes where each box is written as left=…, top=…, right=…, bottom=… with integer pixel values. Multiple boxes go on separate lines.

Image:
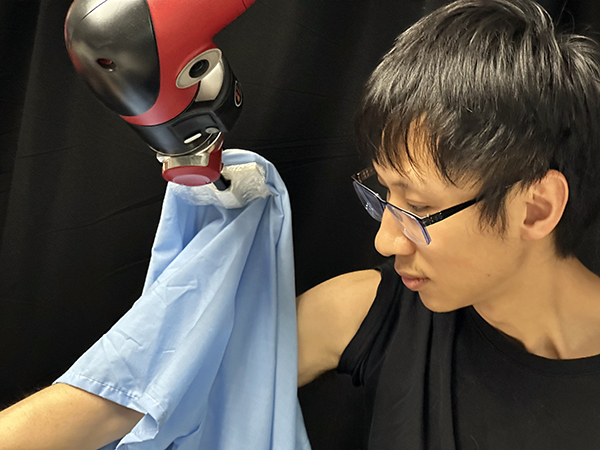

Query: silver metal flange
left=156, top=132, right=222, bottom=169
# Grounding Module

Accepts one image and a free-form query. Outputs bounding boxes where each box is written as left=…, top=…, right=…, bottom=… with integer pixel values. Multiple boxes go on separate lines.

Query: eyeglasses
left=351, top=167, right=481, bottom=245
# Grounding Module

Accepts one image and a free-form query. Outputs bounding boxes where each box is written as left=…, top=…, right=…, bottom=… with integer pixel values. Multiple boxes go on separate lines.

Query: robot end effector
left=64, top=0, right=255, bottom=187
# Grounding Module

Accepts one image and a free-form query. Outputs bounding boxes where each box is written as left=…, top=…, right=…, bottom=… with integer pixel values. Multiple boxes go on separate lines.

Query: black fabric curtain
left=2, top=1, right=600, bottom=449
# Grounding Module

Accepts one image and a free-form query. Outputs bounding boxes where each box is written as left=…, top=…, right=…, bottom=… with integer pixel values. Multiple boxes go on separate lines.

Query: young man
left=298, top=0, right=600, bottom=448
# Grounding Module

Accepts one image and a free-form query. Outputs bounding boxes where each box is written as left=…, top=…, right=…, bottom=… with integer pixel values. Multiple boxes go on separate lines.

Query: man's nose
left=374, top=208, right=417, bottom=257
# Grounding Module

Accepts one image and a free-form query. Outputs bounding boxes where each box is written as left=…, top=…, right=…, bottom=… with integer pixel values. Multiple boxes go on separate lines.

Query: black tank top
left=338, top=259, right=600, bottom=449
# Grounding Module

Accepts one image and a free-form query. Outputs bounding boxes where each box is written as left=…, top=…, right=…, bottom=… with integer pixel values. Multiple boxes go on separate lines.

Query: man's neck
left=473, top=253, right=600, bottom=360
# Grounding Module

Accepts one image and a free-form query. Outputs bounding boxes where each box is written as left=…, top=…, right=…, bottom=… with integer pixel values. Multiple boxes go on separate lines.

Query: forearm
left=0, top=383, right=143, bottom=450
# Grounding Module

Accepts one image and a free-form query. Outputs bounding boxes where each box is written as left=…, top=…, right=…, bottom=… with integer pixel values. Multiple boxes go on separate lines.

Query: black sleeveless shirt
left=337, top=259, right=600, bottom=449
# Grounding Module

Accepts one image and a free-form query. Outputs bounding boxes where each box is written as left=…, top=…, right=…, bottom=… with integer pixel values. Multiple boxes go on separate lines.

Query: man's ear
left=521, top=170, right=569, bottom=241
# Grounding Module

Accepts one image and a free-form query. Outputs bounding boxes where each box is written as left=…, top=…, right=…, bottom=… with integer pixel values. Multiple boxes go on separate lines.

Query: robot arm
left=64, top=0, right=255, bottom=187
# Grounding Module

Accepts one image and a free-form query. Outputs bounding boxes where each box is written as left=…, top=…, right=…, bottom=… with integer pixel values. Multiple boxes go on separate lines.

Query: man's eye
left=408, top=204, right=429, bottom=214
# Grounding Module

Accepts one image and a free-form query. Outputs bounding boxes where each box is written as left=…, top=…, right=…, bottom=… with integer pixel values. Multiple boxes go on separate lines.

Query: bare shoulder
left=297, top=269, right=381, bottom=387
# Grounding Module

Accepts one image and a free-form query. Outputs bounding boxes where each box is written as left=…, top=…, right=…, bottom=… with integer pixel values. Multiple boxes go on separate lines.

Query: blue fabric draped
left=55, top=150, right=311, bottom=450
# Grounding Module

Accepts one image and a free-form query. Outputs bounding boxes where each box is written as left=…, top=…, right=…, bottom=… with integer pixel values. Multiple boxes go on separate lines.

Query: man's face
left=373, top=160, right=530, bottom=313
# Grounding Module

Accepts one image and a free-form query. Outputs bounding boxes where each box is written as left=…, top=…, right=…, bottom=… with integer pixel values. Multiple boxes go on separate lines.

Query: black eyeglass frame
left=352, top=167, right=482, bottom=245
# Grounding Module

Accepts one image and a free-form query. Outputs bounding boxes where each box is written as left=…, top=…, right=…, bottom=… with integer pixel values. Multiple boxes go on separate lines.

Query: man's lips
left=395, top=269, right=427, bottom=280
left=396, top=270, right=429, bottom=291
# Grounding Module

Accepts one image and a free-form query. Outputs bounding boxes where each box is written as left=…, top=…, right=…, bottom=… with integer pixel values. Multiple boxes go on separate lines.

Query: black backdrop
left=2, top=0, right=600, bottom=449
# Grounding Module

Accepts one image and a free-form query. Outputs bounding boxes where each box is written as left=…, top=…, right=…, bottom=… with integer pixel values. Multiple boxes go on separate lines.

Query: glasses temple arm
left=420, top=198, right=479, bottom=226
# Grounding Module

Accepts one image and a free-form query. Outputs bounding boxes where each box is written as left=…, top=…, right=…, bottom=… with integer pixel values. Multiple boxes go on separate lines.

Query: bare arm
left=0, top=383, right=143, bottom=450
left=297, top=269, right=381, bottom=387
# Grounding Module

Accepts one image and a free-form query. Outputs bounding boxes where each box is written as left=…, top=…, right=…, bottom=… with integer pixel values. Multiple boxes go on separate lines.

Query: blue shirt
left=56, top=150, right=311, bottom=450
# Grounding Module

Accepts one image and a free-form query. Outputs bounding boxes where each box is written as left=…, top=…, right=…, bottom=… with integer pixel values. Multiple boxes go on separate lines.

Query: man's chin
left=418, top=293, right=463, bottom=313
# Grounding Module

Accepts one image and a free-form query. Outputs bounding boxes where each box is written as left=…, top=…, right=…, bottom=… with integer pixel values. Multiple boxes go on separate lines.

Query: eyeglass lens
left=353, top=181, right=427, bottom=245
left=353, top=182, right=384, bottom=220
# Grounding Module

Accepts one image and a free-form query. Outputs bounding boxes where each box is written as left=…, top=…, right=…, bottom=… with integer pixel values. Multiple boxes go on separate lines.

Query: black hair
left=355, top=0, right=600, bottom=257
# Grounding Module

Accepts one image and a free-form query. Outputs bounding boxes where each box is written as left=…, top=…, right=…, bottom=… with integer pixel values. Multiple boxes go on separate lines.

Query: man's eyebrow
left=390, top=179, right=411, bottom=189
left=376, top=170, right=428, bottom=193
left=382, top=177, right=418, bottom=192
